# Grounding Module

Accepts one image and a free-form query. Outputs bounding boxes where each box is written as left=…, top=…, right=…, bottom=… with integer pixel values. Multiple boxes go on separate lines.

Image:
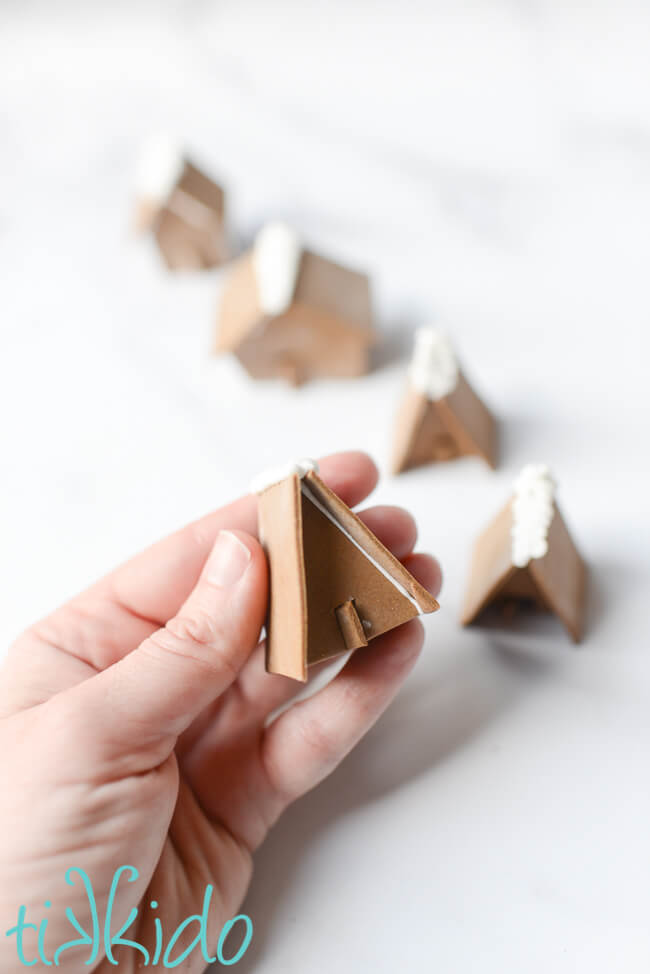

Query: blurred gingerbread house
left=215, top=223, right=375, bottom=385
left=461, top=464, right=587, bottom=642
left=134, top=138, right=228, bottom=270
left=391, top=328, right=497, bottom=474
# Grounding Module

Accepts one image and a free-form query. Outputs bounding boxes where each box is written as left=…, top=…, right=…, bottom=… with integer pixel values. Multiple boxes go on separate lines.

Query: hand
left=0, top=452, right=441, bottom=973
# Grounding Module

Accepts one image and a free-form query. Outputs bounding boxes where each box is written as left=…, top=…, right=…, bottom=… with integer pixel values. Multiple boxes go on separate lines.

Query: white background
left=1, top=1, right=649, bottom=970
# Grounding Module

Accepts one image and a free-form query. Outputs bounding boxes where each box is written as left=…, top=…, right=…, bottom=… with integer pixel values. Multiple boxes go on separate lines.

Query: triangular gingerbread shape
left=392, top=330, right=497, bottom=474
left=254, top=461, right=439, bottom=681
left=460, top=465, right=587, bottom=643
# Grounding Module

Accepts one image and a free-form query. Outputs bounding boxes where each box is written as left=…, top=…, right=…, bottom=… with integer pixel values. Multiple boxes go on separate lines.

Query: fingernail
left=207, top=531, right=252, bottom=588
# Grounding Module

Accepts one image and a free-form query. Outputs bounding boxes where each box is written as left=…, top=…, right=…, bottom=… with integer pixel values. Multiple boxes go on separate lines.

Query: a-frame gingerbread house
left=392, top=328, right=497, bottom=474
left=460, top=464, right=587, bottom=642
left=252, top=460, right=439, bottom=680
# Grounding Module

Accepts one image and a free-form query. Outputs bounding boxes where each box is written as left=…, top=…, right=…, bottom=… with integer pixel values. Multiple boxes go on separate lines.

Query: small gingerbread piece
left=335, top=600, right=369, bottom=651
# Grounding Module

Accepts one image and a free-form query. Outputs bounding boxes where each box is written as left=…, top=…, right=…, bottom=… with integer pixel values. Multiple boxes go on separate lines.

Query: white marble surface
left=1, top=2, right=650, bottom=970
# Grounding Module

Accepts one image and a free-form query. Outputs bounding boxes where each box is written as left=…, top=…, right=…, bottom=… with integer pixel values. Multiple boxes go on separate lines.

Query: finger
left=357, top=505, right=417, bottom=561
left=176, top=642, right=337, bottom=769
left=62, top=530, right=268, bottom=769
left=21, top=452, right=379, bottom=680
left=223, top=642, right=336, bottom=725
left=260, top=619, right=424, bottom=806
left=401, top=552, right=443, bottom=599
left=226, top=641, right=304, bottom=720
left=105, top=450, right=379, bottom=626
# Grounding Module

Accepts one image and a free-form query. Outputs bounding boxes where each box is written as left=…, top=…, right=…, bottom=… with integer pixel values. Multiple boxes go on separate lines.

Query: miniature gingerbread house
left=134, top=138, right=228, bottom=270
left=216, top=223, right=375, bottom=385
left=460, top=464, right=587, bottom=642
left=252, top=459, right=439, bottom=680
left=391, top=328, right=497, bottom=474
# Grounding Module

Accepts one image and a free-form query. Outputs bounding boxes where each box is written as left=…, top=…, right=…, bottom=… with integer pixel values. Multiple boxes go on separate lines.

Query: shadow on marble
left=466, top=602, right=578, bottom=646
left=582, top=555, right=639, bottom=638
left=460, top=550, right=636, bottom=649
left=236, top=637, right=556, bottom=970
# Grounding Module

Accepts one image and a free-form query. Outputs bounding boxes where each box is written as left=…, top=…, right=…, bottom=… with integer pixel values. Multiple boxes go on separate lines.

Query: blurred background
left=1, top=2, right=649, bottom=971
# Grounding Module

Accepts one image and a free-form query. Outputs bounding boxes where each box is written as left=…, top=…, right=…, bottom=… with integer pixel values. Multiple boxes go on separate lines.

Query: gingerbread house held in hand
left=252, top=459, right=439, bottom=681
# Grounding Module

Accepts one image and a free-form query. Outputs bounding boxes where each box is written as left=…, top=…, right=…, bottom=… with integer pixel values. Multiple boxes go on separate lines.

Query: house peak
left=250, top=457, right=318, bottom=494
left=408, top=327, right=459, bottom=401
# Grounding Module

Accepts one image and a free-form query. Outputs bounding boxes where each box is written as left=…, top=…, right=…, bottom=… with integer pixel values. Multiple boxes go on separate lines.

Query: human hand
left=0, top=451, right=441, bottom=972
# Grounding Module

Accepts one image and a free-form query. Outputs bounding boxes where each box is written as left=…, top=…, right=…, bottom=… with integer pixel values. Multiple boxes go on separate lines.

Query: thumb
left=65, top=530, right=267, bottom=768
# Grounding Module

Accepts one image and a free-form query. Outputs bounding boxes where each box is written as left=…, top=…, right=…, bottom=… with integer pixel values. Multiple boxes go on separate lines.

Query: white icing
left=252, top=222, right=302, bottom=316
left=511, top=464, right=557, bottom=568
left=299, top=481, right=422, bottom=614
left=250, top=457, right=318, bottom=494
left=135, top=136, right=185, bottom=203
left=408, top=327, right=459, bottom=400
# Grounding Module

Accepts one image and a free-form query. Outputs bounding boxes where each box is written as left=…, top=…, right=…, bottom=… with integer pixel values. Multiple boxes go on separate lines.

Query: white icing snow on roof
left=135, top=136, right=185, bottom=202
left=252, top=222, right=302, bottom=316
left=408, top=327, right=459, bottom=400
left=511, top=463, right=557, bottom=568
left=250, top=457, right=318, bottom=494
